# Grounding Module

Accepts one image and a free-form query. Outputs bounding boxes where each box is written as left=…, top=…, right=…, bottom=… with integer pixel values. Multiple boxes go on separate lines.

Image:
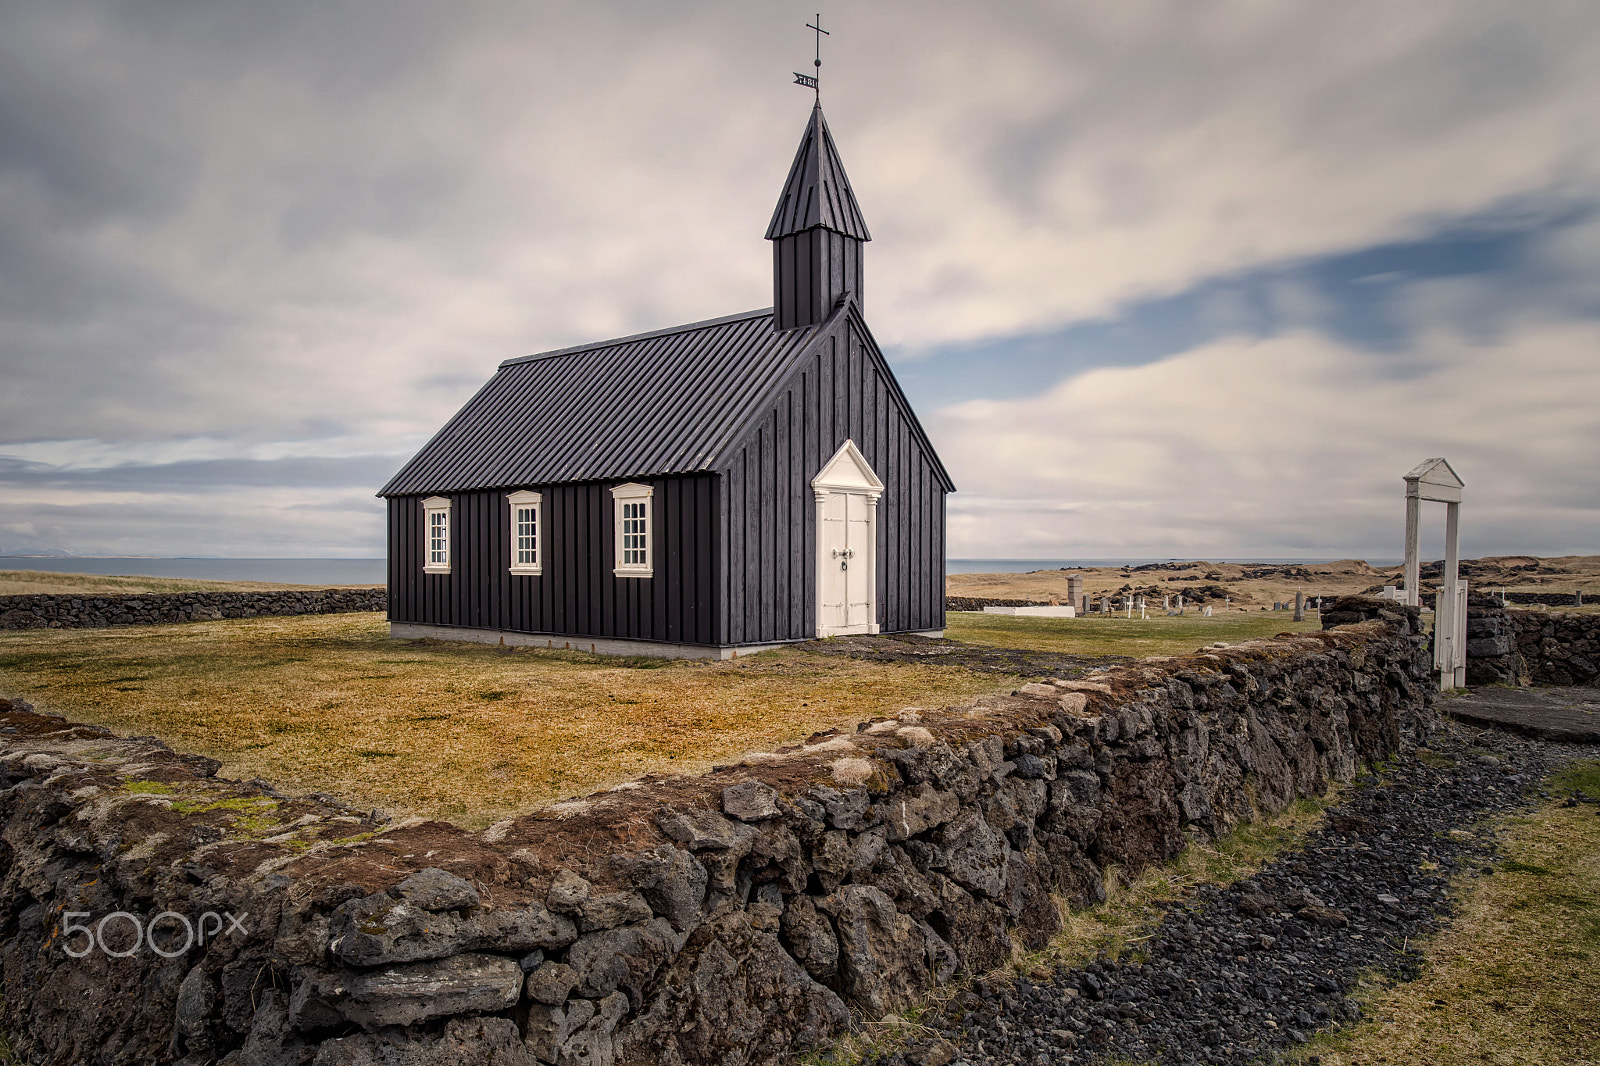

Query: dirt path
left=799, top=633, right=1130, bottom=678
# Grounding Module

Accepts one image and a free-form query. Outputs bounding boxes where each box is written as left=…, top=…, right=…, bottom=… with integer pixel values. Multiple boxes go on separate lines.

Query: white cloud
left=931, top=314, right=1600, bottom=558
left=4, top=0, right=1600, bottom=556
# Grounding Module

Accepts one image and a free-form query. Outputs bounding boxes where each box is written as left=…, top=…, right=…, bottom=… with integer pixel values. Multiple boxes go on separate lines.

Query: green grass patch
left=1550, top=759, right=1600, bottom=797
left=944, top=611, right=1322, bottom=658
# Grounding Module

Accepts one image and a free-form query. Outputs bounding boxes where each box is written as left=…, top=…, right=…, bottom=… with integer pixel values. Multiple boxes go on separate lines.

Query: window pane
left=619, top=499, right=647, bottom=567
left=429, top=511, right=448, bottom=565
left=516, top=505, right=537, bottom=566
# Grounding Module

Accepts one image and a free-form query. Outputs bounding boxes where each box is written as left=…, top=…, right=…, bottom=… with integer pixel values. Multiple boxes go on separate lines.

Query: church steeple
left=766, top=103, right=871, bottom=331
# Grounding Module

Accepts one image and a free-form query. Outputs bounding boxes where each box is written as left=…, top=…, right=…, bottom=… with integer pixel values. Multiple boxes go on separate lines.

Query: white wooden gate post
left=1403, top=459, right=1466, bottom=691
left=1403, top=488, right=1422, bottom=608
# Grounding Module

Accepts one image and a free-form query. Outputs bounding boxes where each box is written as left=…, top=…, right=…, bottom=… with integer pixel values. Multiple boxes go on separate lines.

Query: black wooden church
left=379, top=103, right=954, bottom=657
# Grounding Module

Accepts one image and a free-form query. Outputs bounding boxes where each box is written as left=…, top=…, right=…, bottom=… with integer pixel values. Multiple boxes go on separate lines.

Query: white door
left=813, top=440, right=883, bottom=637
left=819, top=491, right=874, bottom=633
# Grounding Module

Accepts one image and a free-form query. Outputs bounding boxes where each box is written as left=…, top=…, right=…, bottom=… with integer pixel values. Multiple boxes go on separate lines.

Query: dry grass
left=1289, top=761, right=1600, bottom=1066
left=1034, top=794, right=1336, bottom=972
left=945, top=610, right=1323, bottom=658
left=0, top=612, right=1007, bottom=829
left=0, top=568, right=380, bottom=596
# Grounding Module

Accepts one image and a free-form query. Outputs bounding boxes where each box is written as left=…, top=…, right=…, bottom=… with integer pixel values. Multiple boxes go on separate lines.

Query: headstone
left=1163, top=596, right=1170, bottom=610
left=1067, top=575, right=1084, bottom=609
left=1293, top=590, right=1305, bottom=622
left=1202, top=606, right=1213, bottom=617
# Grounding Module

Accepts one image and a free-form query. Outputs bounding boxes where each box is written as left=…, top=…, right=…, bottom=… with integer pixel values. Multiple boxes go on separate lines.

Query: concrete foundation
left=389, top=622, right=795, bottom=660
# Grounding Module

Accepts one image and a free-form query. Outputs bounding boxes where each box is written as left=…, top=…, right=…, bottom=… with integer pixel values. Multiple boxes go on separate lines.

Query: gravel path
left=874, top=719, right=1600, bottom=1066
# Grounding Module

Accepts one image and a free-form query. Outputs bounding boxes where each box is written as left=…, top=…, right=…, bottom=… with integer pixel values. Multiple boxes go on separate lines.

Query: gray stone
left=930, top=807, right=1010, bottom=899
left=722, top=780, right=782, bottom=822
left=467, top=902, right=579, bottom=954
left=390, top=868, right=479, bottom=912
left=335, top=953, right=523, bottom=1029
left=779, top=894, right=839, bottom=979
left=884, top=782, right=958, bottom=843
left=328, top=898, right=467, bottom=966
left=546, top=869, right=591, bottom=915
left=656, top=810, right=756, bottom=889
left=748, top=822, right=808, bottom=893
left=172, top=963, right=216, bottom=1055
left=616, top=904, right=848, bottom=1066
left=813, top=830, right=852, bottom=893
left=826, top=885, right=956, bottom=1015
left=522, top=993, right=628, bottom=1066
left=579, top=891, right=653, bottom=933
left=329, top=894, right=577, bottom=967
left=525, top=961, right=580, bottom=1005
left=566, top=919, right=679, bottom=999
left=311, top=1016, right=537, bottom=1066
left=640, top=846, right=708, bottom=933
left=805, top=785, right=874, bottom=831
left=656, top=809, right=757, bottom=854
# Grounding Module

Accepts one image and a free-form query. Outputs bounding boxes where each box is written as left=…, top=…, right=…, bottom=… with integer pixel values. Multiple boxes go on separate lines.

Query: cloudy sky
left=3, top=0, right=1598, bottom=561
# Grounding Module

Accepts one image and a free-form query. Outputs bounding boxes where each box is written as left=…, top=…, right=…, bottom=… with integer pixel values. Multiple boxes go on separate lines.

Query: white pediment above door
left=812, top=439, right=884, bottom=497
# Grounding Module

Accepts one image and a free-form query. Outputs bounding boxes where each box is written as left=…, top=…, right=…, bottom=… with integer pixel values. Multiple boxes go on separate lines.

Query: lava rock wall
left=1464, top=607, right=1600, bottom=687
left=0, top=619, right=1433, bottom=1066
left=0, top=588, right=387, bottom=630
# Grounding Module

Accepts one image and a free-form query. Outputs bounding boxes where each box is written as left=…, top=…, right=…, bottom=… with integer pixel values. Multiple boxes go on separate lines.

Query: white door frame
left=812, top=439, right=883, bottom=637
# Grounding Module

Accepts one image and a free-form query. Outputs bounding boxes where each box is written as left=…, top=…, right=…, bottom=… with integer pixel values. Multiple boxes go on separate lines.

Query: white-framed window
left=422, top=496, right=452, bottom=574
left=507, top=490, right=542, bottom=575
left=610, top=482, right=653, bottom=578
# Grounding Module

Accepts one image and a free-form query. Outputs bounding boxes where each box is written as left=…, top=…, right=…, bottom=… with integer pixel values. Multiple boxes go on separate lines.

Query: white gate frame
left=1402, top=458, right=1466, bottom=691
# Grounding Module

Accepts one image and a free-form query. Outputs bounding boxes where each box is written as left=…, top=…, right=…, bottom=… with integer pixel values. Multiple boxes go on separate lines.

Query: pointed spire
left=765, top=104, right=871, bottom=242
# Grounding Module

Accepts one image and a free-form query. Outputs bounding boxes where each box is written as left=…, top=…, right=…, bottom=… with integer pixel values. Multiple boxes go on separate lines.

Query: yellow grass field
left=0, top=612, right=1006, bottom=828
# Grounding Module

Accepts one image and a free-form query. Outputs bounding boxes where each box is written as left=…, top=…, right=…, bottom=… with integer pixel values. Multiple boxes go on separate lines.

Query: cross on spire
left=792, top=13, right=828, bottom=100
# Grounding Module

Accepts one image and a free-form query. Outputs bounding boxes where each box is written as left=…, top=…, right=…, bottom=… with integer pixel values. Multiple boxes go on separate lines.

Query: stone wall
left=0, top=588, right=387, bottom=630
left=946, top=597, right=1051, bottom=612
left=0, top=617, right=1434, bottom=1066
left=1464, top=607, right=1600, bottom=687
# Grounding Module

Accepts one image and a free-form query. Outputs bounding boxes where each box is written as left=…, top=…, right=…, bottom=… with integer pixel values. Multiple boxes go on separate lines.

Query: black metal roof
left=378, top=309, right=826, bottom=496
left=765, top=104, right=871, bottom=242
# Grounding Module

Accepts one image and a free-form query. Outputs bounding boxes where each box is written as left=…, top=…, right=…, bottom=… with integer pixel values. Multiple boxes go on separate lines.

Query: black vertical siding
left=719, top=313, right=948, bottom=643
left=773, top=228, right=865, bottom=331
left=387, top=474, right=720, bottom=646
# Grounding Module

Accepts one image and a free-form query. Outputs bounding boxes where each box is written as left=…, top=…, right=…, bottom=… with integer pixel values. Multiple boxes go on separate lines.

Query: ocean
left=0, top=557, right=386, bottom=585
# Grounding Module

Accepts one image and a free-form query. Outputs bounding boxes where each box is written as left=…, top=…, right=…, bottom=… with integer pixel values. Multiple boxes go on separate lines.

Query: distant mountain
left=0, top=546, right=78, bottom=557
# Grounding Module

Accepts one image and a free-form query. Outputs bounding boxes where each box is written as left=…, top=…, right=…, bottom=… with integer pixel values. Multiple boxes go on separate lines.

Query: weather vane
left=792, top=14, right=827, bottom=100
